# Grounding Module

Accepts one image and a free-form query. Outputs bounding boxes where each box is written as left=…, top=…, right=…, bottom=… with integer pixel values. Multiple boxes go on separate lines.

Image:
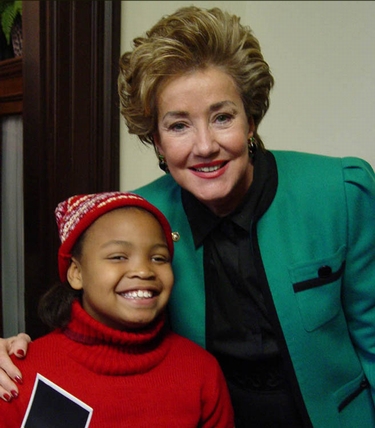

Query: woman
left=1, top=6, right=375, bottom=427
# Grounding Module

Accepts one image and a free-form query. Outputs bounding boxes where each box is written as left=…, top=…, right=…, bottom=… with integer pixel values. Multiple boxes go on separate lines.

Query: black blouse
left=182, top=150, right=279, bottom=361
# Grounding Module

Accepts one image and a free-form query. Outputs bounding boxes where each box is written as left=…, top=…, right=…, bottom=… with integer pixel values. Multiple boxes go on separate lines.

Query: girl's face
left=68, top=208, right=174, bottom=330
left=155, top=66, right=254, bottom=217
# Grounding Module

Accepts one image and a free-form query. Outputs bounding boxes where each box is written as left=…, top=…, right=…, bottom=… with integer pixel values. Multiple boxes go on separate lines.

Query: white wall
left=120, top=1, right=375, bottom=191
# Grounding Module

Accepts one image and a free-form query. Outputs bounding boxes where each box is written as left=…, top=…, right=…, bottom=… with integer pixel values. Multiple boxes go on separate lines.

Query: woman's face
left=155, top=66, right=254, bottom=216
left=68, top=208, right=174, bottom=330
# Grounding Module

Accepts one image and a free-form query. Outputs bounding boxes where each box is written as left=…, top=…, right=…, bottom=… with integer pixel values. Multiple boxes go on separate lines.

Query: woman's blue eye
left=170, top=122, right=186, bottom=131
left=216, top=114, right=231, bottom=123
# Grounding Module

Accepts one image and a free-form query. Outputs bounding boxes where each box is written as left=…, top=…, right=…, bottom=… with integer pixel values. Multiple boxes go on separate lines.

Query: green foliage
left=0, top=0, right=22, bottom=45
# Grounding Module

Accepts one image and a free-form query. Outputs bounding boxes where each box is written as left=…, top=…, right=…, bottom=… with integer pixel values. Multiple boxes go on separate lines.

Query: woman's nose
left=192, top=128, right=219, bottom=156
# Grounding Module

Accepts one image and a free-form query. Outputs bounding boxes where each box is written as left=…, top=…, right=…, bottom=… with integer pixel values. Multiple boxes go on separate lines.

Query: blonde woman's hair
left=118, top=6, right=274, bottom=149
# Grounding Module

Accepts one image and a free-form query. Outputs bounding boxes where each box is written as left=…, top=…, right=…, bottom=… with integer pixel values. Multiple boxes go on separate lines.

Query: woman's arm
left=342, top=157, right=375, bottom=404
left=0, top=333, right=31, bottom=400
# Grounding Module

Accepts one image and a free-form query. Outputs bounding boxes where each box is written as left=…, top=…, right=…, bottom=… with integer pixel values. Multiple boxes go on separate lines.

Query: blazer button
left=318, top=265, right=332, bottom=278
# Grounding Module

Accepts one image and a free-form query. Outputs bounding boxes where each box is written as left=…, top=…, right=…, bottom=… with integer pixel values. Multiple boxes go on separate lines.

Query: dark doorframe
left=0, top=57, right=23, bottom=338
left=22, top=1, right=121, bottom=339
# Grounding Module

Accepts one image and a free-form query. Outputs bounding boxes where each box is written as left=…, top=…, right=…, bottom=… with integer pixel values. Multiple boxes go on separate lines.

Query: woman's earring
left=158, top=154, right=170, bottom=174
left=248, top=137, right=257, bottom=158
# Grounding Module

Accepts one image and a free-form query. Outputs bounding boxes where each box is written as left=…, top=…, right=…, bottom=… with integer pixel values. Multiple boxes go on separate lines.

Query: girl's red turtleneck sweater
left=2, top=300, right=234, bottom=427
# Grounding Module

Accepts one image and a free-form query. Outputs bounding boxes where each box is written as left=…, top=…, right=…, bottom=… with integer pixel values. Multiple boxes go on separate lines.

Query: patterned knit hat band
left=55, top=192, right=174, bottom=282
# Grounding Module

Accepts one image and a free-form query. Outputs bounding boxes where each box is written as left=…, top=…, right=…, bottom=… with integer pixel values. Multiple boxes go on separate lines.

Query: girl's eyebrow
left=100, top=240, right=169, bottom=252
left=100, top=240, right=132, bottom=249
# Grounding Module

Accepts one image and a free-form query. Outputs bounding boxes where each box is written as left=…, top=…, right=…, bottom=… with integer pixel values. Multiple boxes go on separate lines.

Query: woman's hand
left=0, top=333, right=31, bottom=401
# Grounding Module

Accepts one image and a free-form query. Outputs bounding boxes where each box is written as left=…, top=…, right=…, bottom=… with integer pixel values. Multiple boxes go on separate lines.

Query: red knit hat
left=55, top=191, right=174, bottom=282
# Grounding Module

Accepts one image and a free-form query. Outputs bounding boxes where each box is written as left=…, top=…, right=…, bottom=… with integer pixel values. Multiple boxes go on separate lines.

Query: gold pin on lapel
left=171, top=231, right=180, bottom=242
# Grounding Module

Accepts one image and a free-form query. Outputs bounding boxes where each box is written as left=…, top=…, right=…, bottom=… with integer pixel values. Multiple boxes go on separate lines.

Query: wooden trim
left=0, top=56, right=23, bottom=336
left=0, top=57, right=22, bottom=115
left=22, top=1, right=120, bottom=338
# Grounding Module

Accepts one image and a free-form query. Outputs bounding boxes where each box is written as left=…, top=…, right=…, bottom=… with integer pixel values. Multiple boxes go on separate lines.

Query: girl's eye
left=152, top=255, right=169, bottom=263
left=109, top=255, right=127, bottom=261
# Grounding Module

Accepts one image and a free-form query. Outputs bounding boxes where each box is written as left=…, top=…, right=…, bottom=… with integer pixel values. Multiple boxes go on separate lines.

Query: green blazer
left=134, top=150, right=375, bottom=427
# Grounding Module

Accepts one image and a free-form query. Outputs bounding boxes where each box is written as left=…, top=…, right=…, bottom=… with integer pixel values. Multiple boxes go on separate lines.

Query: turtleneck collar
left=61, top=300, right=172, bottom=375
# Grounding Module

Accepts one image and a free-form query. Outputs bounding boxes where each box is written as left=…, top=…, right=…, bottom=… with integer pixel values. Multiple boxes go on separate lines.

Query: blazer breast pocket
left=289, top=246, right=346, bottom=332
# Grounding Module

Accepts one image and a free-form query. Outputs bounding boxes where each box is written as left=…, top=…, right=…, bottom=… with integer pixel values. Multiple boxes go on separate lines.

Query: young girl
left=1, top=191, right=234, bottom=427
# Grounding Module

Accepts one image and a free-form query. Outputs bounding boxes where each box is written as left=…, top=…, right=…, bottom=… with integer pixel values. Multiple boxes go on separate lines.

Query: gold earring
left=158, top=154, right=169, bottom=173
left=248, top=137, right=257, bottom=158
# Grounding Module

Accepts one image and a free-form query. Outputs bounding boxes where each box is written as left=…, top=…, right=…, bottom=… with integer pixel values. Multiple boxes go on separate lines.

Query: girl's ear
left=67, top=258, right=83, bottom=290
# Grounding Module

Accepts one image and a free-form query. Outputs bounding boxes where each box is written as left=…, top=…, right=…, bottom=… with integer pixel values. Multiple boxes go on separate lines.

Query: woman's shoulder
left=132, top=175, right=183, bottom=215
left=271, top=149, right=372, bottom=169
left=271, top=150, right=374, bottom=184
left=271, top=149, right=339, bottom=165
left=133, top=174, right=177, bottom=193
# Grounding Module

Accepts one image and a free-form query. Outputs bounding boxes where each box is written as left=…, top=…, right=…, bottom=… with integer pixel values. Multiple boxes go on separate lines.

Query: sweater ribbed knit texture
left=1, top=300, right=234, bottom=427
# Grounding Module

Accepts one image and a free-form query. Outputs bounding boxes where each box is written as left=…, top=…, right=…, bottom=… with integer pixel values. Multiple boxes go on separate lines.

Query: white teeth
left=121, top=290, right=154, bottom=299
left=196, top=165, right=221, bottom=172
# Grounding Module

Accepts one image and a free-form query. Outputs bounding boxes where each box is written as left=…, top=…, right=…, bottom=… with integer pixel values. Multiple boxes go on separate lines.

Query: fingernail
left=14, top=375, right=23, bottom=385
left=3, top=393, right=11, bottom=402
left=11, top=390, right=18, bottom=399
left=16, top=349, right=25, bottom=357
